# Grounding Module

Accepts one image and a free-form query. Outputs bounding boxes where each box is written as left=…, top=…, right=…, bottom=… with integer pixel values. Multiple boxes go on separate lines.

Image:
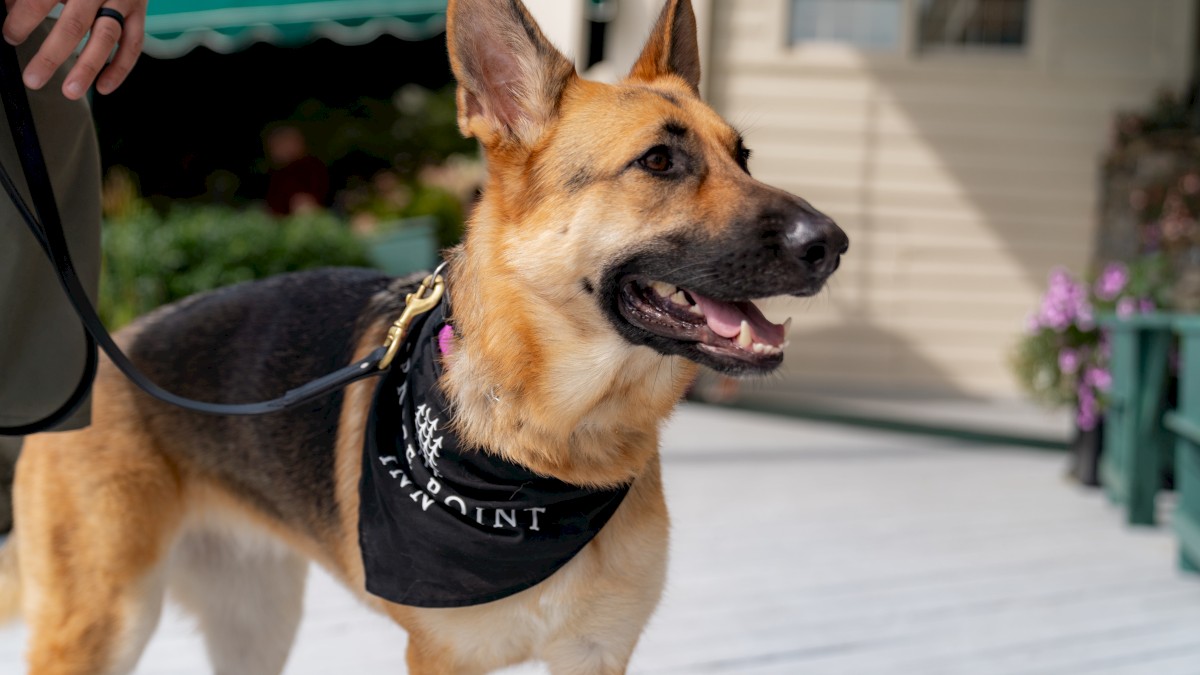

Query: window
left=918, top=0, right=1028, bottom=48
left=790, top=0, right=903, bottom=51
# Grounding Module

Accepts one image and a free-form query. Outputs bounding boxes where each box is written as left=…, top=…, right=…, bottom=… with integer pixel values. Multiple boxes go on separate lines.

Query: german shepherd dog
left=0, top=0, right=846, bottom=672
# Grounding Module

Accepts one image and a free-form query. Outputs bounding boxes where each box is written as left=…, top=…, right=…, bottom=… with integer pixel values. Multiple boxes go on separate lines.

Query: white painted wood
left=522, top=0, right=586, bottom=65
left=700, top=0, right=1197, bottom=398
left=1, top=404, right=1197, bottom=673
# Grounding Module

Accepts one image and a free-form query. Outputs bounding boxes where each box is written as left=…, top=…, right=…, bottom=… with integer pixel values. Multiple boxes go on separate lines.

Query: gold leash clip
left=379, top=271, right=446, bottom=371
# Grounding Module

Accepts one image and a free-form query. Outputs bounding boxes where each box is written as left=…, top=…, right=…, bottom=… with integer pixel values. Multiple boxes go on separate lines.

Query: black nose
left=786, top=213, right=848, bottom=275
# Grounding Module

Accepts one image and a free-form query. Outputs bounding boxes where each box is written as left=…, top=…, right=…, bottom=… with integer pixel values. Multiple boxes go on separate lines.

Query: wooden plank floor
left=2, top=404, right=1198, bottom=674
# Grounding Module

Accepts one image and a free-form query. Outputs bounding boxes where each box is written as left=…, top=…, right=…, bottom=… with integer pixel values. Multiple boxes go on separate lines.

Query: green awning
left=144, top=0, right=447, bottom=58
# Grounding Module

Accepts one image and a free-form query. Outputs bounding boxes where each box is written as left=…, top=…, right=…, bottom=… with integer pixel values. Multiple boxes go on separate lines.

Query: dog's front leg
left=404, top=644, right=467, bottom=675
left=539, top=485, right=670, bottom=675
left=403, top=628, right=490, bottom=675
left=541, top=637, right=639, bottom=675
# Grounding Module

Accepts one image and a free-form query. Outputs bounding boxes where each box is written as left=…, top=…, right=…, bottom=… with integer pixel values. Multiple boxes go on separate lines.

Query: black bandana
left=358, top=303, right=631, bottom=608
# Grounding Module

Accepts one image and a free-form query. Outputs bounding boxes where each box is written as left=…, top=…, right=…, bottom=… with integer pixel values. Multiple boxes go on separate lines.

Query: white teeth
left=670, top=291, right=690, bottom=306
left=688, top=304, right=704, bottom=316
left=737, top=321, right=753, bottom=349
left=783, top=317, right=793, bottom=333
left=735, top=319, right=786, bottom=355
left=781, top=340, right=791, bottom=349
left=650, top=281, right=675, bottom=298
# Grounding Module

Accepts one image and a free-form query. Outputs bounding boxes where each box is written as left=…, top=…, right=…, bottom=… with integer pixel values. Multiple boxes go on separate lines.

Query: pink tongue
left=691, top=293, right=787, bottom=347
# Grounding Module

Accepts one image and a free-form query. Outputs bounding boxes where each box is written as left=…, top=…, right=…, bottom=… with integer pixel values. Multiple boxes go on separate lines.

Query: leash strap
left=0, top=18, right=425, bottom=431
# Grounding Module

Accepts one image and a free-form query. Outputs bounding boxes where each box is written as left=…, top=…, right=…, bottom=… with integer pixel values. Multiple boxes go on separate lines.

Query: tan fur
left=14, top=355, right=183, bottom=674
left=0, top=532, right=19, bottom=624
left=0, top=1, right=814, bottom=673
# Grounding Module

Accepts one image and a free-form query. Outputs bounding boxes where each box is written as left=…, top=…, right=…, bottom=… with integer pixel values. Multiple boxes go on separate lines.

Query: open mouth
left=617, top=276, right=791, bottom=373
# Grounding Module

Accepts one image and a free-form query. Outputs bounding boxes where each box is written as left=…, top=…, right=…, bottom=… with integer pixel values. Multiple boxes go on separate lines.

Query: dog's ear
left=628, top=0, right=701, bottom=94
left=446, top=0, right=577, bottom=148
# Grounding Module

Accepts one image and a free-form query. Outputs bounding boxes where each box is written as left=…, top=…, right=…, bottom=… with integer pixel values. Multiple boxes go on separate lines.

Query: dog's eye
left=736, top=145, right=752, bottom=173
left=639, top=147, right=674, bottom=173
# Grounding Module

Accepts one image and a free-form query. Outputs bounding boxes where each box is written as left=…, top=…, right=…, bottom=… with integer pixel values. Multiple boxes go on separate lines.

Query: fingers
left=2, top=0, right=59, bottom=48
left=17, top=0, right=104, bottom=93
left=94, top=9, right=143, bottom=95
left=64, top=7, right=125, bottom=98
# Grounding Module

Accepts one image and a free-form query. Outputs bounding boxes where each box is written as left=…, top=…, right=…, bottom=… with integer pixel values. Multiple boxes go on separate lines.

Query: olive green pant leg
left=0, top=22, right=102, bottom=531
left=0, top=20, right=102, bottom=432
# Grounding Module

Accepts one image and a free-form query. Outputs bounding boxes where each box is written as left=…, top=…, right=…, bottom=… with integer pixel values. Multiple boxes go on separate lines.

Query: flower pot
left=365, top=216, right=439, bottom=277
left=1068, top=416, right=1104, bottom=487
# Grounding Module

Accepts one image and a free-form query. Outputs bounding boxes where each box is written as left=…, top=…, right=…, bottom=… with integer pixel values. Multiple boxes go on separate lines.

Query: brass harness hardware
left=379, top=271, right=446, bottom=371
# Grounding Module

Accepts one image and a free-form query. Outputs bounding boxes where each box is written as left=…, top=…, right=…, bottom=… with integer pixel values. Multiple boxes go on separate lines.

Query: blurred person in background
left=264, top=123, right=329, bottom=215
left=0, top=0, right=149, bottom=533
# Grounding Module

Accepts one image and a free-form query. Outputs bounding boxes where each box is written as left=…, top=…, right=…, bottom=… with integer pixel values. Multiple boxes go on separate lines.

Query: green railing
left=1163, top=316, right=1200, bottom=573
left=1101, top=313, right=1200, bottom=573
left=1100, top=314, right=1175, bottom=526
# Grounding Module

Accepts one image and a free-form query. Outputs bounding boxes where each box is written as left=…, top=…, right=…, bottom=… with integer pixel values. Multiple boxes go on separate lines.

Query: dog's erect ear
left=628, top=0, right=701, bottom=94
left=446, top=0, right=577, bottom=147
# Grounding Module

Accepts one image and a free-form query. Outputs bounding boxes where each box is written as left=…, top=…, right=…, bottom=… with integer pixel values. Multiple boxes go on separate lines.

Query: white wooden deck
left=2, top=404, right=1199, bottom=674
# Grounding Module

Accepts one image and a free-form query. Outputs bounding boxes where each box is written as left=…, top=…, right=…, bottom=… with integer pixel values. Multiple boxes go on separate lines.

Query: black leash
left=0, top=21, right=443, bottom=435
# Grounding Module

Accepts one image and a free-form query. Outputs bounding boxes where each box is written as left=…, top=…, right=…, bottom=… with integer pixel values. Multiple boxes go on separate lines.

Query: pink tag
left=438, top=324, right=455, bottom=356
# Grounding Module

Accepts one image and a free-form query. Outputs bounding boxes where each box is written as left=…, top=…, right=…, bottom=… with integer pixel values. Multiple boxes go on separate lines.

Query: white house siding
left=587, top=0, right=715, bottom=87
left=687, top=0, right=1198, bottom=397
left=525, top=0, right=586, bottom=60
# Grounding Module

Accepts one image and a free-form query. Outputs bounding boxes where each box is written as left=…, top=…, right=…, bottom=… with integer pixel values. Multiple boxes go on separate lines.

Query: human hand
left=3, top=0, right=148, bottom=99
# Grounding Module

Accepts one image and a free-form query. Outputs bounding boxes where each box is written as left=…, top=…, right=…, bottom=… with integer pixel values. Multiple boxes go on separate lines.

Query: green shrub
left=100, top=206, right=370, bottom=328
left=291, top=84, right=478, bottom=181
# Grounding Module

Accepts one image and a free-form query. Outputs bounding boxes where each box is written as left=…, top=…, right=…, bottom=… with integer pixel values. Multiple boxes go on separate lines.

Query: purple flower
left=1077, top=306, right=1096, bottom=331
left=1138, top=298, right=1157, bottom=314
left=1058, top=349, right=1081, bottom=375
left=1035, top=268, right=1094, bottom=332
left=1084, top=366, right=1112, bottom=392
left=1117, top=297, right=1137, bottom=318
left=1094, top=262, right=1128, bottom=301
